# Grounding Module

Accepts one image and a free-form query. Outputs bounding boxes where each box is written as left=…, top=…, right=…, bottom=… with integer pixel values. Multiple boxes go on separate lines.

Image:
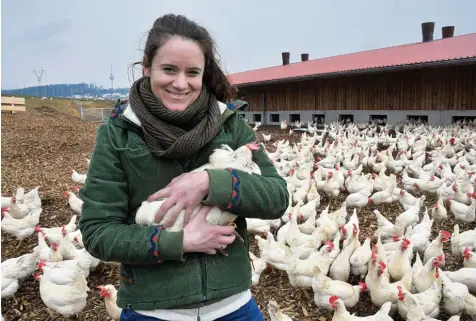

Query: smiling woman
left=78, top=13, right=289, bottom=321
left=145, top=38, right=204, bottom=111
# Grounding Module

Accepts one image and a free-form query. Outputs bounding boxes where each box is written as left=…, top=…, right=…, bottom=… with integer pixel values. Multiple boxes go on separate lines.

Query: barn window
left=312, top=114, right=325, bottom=124
left=452, top=116, right=476, bottom=124
left=270, top=113, right=280, bottom=122
left=407, top=115, right=428, bottom=124
left=290, top=114, right=300, bottom=123
left=370, top=115, right=387, bottom=124
left=339, top=114, right=353, bottom=123
left=253, top=114, right=262, bottom=122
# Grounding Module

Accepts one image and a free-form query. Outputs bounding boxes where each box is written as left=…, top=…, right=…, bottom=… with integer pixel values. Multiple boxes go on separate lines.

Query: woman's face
left=144, top=36, right=205, bottom=111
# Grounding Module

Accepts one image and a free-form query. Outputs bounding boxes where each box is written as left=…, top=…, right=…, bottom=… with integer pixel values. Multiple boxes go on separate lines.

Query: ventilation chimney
left=301, top=53, right=309, bottom=62
left=421, top=22, right=435, bottom=42
left=442, top=26, right=455, bottom=38
left=282, top=52, right=290, bottom=65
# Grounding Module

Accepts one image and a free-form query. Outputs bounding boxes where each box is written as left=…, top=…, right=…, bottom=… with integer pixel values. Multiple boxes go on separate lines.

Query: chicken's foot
left=233, top=231, right=244, bottom=243
left=46, top=308, right=57, bottom=320
left=224, top=222, right=244, bottom=243
left=218, top=248, right=228, bottom=256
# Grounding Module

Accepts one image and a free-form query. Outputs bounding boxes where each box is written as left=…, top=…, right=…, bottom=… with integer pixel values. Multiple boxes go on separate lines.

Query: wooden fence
left=1, top=96, right=26, bottom=112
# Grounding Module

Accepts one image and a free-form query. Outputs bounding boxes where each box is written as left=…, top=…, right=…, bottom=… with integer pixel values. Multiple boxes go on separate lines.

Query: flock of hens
left=1, top=116, right=476, bottom=321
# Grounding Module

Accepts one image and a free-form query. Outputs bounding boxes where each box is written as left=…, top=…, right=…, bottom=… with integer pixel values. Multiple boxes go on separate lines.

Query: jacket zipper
left=197, top=254, right=207, bottom=321
left=122, top=113, right=201, bottom=319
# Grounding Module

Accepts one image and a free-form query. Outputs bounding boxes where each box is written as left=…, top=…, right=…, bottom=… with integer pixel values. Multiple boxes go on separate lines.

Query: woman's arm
left=79, top=124, right=185, bottom=264
left=203, top=113, right=290, bottom=219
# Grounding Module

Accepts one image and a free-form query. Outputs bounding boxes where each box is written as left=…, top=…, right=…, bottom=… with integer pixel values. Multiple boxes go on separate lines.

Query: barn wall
left=237, top=64, right=476, bottom=114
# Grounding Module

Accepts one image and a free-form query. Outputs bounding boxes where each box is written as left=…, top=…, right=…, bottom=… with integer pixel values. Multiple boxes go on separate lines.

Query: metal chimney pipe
left=421, top=22, right=435, bottom=42
left=282, top=52, right=290, bottom=65
left=442, top=26, right=455, bottom=38
left=301, top=53, right=309, bottom=61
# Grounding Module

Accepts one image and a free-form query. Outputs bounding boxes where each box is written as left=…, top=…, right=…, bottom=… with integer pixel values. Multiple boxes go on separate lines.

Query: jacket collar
left=122, top=101, right=228, bottom=127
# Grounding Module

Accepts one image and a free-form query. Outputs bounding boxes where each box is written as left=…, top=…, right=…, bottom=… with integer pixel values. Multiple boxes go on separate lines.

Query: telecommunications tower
left=109, top=65, right=114, bottom=97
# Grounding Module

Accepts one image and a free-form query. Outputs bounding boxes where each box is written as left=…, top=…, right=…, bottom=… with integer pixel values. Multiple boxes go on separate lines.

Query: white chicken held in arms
left=135, top=142, right=262, bottom=254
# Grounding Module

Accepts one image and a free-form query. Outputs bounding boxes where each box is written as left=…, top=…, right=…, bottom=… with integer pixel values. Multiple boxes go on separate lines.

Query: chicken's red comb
left=358, top=281, right=367, bottom=290
left=393, top=235, right=400, bottom=242
left=440, top=230, right=451, bottom=238
left=397, top=285, right=403, bottom=293
left=329, top=295, right=340, bottom=304
left=324, top=240, right=334, bottom=248
left=378, top=261, right=386, bottom=270
left=437, top=254, right=444, bottom=262
left=403, top=238, right=411, bottom=246
left=464, top=247, right=470, bottom=255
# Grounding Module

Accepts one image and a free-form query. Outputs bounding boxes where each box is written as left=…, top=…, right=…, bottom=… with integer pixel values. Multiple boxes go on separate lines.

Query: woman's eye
left=163, top=68, right=175, bottom=73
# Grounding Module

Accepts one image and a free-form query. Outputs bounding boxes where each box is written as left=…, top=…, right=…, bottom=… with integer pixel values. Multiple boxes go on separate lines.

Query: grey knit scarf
left=128, top=77, right=223, bottom=159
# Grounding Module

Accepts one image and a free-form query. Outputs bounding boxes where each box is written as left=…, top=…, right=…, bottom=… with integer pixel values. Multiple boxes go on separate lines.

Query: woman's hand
left=182, top=205, right=236, bottom=254
left=148, top=171, right=209, bottom=228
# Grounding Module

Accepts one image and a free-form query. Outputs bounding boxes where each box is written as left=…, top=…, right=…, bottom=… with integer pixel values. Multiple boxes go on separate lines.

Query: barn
left=227, top=23, right=476, bottom=126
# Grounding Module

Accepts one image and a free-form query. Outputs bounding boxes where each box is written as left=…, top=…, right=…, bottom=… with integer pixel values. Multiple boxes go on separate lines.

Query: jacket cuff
left=151, top=226, right=185, bottom=262
left=203, top=169, right=234, bottom=209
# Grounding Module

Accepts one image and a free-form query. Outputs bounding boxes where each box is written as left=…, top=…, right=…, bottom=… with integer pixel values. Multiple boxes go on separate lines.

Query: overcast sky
left=2, top=0, right=476, bottom=90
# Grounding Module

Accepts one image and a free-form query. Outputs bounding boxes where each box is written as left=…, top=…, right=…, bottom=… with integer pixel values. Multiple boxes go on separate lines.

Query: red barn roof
left=228, top=33, right=476, bottom=86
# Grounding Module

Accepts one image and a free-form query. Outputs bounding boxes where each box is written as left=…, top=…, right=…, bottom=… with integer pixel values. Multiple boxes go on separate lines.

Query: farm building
left=228, top=23, right=476, bottom=126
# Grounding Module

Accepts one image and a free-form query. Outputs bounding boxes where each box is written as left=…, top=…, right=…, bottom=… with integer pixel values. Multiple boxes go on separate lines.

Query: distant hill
left=1, top=82, right=129, bottom=99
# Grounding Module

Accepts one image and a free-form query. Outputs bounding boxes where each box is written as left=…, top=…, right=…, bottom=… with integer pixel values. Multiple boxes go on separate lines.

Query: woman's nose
left=172, top=73, right=188, bottom=90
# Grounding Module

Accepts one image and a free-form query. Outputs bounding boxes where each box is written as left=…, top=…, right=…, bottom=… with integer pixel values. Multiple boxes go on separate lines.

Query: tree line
left=1, top=83, right=129, bottom=98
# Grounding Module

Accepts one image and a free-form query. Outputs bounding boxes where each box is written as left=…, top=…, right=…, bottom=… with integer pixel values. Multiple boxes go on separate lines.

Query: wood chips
left=1, top=107, right=474, bottom=320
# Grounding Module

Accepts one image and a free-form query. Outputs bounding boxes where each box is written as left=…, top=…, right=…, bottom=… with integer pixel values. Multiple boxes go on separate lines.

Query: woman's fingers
left=216, top=234, right=236, bottom=246
left=154, top=197, right=176, bottom=224
left=165, top=202, right=184, bottom=228
left=148, top=187, right=171, bottom=202
left=211, top=224, right=236, bottom=236
left=184, top=207, right=195, bottom=225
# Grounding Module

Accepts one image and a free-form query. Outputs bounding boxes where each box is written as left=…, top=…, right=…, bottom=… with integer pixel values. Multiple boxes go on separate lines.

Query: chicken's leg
left=225, top=222, right=244, bottom=243
left=216, top=222, right=244, bottom=256
left=46, top=308, right=56, bottom=319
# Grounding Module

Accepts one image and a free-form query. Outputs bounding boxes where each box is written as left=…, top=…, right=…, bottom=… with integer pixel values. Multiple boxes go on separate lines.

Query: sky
left=2, top=0, right=476, bottom=90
